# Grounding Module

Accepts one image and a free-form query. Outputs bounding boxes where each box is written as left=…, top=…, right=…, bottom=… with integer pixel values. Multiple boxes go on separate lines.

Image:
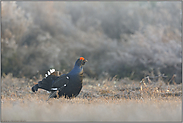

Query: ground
left=1, top=73, right=182, bottom=122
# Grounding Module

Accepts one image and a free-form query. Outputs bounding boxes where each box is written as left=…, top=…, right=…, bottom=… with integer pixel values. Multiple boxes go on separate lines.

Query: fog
left=1, top=1, right=182, bottom=83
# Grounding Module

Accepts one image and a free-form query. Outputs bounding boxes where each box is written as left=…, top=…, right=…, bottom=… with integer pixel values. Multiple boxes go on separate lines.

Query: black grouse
left=32, top=57, right=87, bottom=100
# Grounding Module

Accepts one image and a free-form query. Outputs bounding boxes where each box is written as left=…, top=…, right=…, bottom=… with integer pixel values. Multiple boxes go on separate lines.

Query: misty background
left=1, top=1, right=182, bottom=83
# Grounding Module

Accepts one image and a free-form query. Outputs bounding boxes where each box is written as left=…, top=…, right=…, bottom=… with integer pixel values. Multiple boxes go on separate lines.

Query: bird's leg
left=46, top=85, right=65, bottom=101
left=56, top=90, right=59, bottom=99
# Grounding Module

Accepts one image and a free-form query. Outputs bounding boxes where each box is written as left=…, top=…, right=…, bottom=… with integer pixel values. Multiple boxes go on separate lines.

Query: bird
left=32, top=57, right=87, bottom=100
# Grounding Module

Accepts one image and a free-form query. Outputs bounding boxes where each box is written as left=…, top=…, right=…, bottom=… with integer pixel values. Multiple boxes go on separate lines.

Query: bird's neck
left=74, top=64, right=82, bottom=68
left=69, top=65, right=83, bottom=75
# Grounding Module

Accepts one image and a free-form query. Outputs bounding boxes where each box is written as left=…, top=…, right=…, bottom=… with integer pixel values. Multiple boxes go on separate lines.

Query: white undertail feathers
left=45, top=69, right=56, bottom=78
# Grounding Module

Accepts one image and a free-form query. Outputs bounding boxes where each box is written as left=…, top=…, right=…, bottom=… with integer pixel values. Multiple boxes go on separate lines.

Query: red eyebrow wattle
left=80, top=57, right=85, bottom=61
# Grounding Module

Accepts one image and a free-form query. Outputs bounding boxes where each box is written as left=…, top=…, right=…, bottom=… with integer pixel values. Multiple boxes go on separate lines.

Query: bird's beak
left=84, top=59, right=88, bottom=62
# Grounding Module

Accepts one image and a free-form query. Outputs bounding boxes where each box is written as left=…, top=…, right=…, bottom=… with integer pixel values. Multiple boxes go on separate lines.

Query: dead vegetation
left=1, top=1, right=182, bottom=122
left=1, top=1, right=182, bottom=83
left=1, top=74, right=182, bottom=121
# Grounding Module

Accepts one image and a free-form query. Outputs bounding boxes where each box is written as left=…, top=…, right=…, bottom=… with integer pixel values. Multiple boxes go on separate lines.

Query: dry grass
left=2, top=97, right=181, bottom=122
left=1, top=2, right=182, bottom=122
left=1, top=74, right=182, bottom=122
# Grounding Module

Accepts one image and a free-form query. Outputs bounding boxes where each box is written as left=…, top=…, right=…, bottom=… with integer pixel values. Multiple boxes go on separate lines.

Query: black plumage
left=32, top=57, right=87, bottom=99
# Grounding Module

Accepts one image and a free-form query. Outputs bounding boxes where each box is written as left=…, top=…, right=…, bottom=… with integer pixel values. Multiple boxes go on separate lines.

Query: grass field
left=1, top=74, right=182, bottom=122
left=1, top=2, right=182, bottom=122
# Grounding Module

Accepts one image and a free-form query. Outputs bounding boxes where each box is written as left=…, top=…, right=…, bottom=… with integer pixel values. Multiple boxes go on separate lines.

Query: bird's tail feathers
left=32, top=84, right=39, bottom=92
left=32, top=68, right=60, bottom=92
left=45, top=68, right=60, bottom=78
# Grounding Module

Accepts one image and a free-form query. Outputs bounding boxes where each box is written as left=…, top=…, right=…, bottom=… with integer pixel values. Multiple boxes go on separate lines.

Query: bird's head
left=75, top=57, right=88, bottom=67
